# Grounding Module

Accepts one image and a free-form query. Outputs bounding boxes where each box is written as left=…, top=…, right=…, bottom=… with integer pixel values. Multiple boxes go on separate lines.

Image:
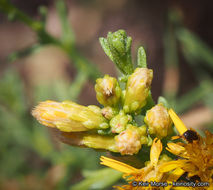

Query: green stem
left=55, top=0, right=75, bottom=46
left=0, top=0, right=42, bottom=31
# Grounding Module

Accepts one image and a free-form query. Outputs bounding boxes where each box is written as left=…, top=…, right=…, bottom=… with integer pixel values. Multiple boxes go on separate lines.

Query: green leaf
left=173, top=81, right=213, bottom=113
left=99, top=30, right=133, bottom=75
left=177, top=28, right=213, bottom=69
left=137, top=46, right=147, bottom=68
left=70, top=168, right=122, bottom=190
left=99, top=37, right=113, bottom=61
left=0, top=68, right=27, bottom=114
left=56, top=0, right=75, bottom=46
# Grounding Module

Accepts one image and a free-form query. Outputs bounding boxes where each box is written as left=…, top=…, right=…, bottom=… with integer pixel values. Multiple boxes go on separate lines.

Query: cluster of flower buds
left=32, top=30, right=173, bottom=155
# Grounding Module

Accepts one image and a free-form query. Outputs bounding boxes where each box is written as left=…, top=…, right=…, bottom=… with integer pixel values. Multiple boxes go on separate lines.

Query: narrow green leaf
left=70, top=168, right=122, bottom=190
left=137, top=46, right=147, bottom=68
left=99, top=37, right=114, bottom=61
left=56, top=0, right=75, bottom=45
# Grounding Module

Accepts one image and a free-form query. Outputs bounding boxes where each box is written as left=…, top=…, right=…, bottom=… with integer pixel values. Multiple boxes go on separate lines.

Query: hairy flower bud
left=144, top=104, right=172, bottom=139
left=32, top=100, right=109, bottom=132
left=115, top=125, right=142, bottom=155
left=123, top=68, right=153, bottom=113
left=101, top=106, right=118, bottom=120
left=95, top=75, right=121, bottom=107
left=110, top=110, right=132, bottom=133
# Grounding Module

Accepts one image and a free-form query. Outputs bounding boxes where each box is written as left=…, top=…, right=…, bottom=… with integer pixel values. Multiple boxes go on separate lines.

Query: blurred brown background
left=0, top=0, right=213, bottom=189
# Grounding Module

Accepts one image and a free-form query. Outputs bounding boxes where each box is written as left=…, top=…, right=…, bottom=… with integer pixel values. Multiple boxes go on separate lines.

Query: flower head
left=114, top=125, right=146, bottom=155
left=144, top=104, right=172, bottom=139
left=95, top=75, right=122, bottom=107
left=159, top=109, right=213, bottom=186
left=32, top=100, right=109, bottom=132
left=123, top=68, right=153, bottom=113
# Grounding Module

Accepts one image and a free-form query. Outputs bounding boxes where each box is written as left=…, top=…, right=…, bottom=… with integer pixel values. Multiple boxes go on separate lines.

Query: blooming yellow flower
left=32, top=100, right=109, bottom=132
left=159, top=109, right=213, bottom=188
left=100, top=138, right=172, bottom=189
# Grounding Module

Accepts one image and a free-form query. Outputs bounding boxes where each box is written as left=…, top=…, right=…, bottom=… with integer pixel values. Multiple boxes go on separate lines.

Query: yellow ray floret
left=100, top=156, right=138, bottom=174
left=150, top=138, right=162, bottom=167
left=168, top=109, right=187, bottom=135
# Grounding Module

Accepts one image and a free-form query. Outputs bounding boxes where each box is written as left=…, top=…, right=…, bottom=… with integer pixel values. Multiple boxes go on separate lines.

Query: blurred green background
left=0, top=0, right=212, bottom=189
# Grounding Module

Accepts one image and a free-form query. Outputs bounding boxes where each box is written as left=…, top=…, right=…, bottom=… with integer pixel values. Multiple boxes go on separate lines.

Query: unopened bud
left=32, top=100, right=109, bottom=132
left=110, top=110, right=132, bottom=133
left=101, top=106, right=118, bottom=120
left=83, top=134, right=117, bottom=152
left=144, top=104, right=172, bottom=139
left=95, top=75, right=121, bottom=107
left=123, top=68, right=153, bottom=113
left=115, top=125, right=142, bottom=155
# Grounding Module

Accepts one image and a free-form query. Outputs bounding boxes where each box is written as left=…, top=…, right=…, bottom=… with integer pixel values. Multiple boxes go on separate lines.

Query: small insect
left=183, top=129, right=199, bottom=143
left=172, top=129, right=199, bottom=143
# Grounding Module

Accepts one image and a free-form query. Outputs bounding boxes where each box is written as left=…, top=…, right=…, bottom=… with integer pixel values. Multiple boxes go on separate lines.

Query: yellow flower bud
left=144, top=104, right=172, bottom=139
left=110, top=110, right=132, bottom=133
left=123, top=68, right=153, bottom=113
left=32, top=100, right=109, bottom=132
left=101, top=106, right=118, bottom=120
left=54, top=130, right=118, bottom=152
left=83, top=134, right=117, bottom=152
left=115, top=125, right=142, bottom=155
left=95, top=75, right=121, bottom=107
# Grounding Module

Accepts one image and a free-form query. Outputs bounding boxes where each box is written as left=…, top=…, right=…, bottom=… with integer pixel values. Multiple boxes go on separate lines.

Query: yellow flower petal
left=150, top=138, right=162, bottom=167
left=100, top=156, right=138, bottom=174
left=159, top=160, right=187, bottom=172
left=166, top=143, right=185, bottom=155
left=168, top=109, right=187, bottom=135
left=171, top=136, right=181, bottom=140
